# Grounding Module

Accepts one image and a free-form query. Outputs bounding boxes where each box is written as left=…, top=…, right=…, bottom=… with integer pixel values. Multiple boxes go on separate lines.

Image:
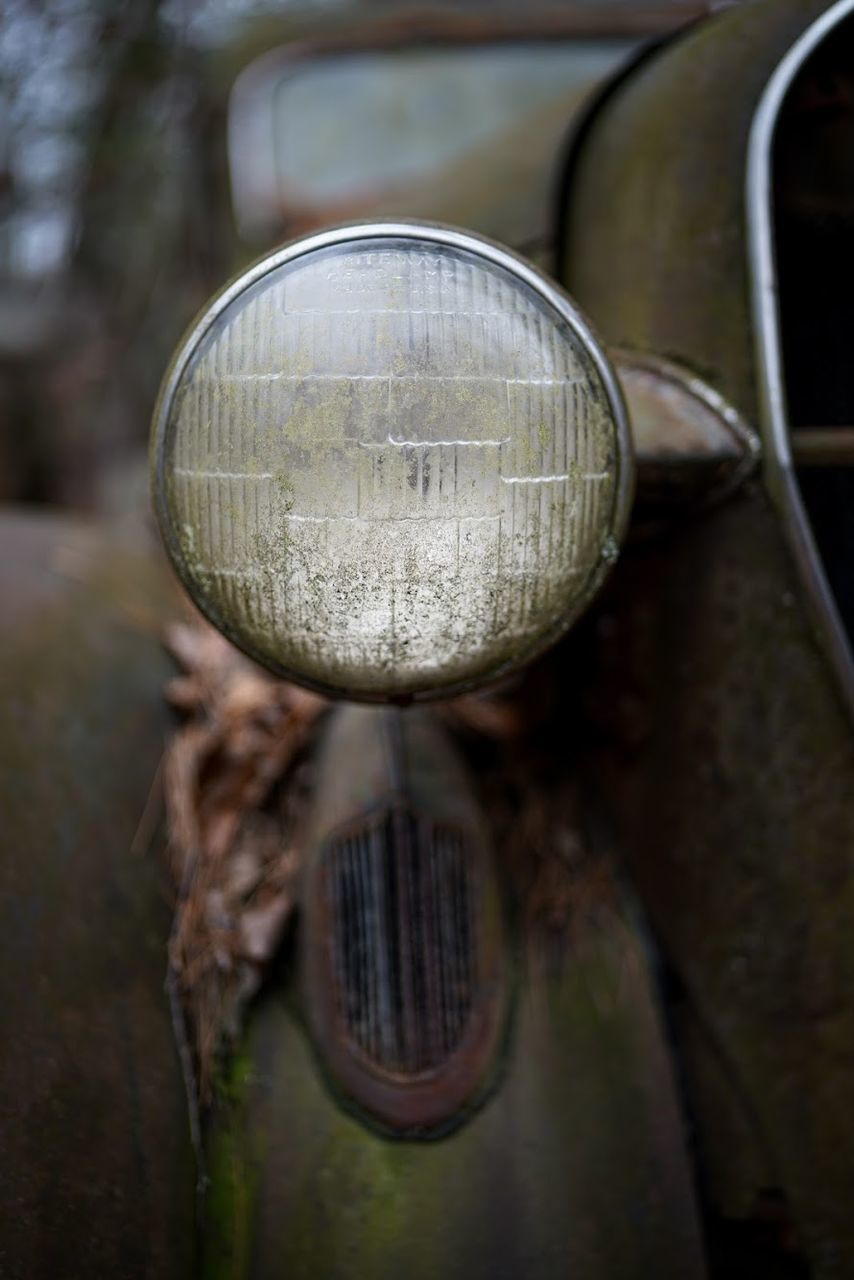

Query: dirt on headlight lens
left=152, top=224, right=631, bottom=700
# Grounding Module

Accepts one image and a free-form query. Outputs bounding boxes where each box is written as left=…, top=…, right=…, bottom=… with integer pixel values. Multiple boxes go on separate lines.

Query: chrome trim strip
left=747, top=0, right=854, bottom=719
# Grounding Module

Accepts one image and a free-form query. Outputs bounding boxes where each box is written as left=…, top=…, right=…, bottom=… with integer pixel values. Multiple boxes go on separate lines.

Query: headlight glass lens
left=153, top=227, right=630, bottom=699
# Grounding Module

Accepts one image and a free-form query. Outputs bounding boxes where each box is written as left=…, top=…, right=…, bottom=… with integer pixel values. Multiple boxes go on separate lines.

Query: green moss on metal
left=203, top=1049, right=260, bottom=1280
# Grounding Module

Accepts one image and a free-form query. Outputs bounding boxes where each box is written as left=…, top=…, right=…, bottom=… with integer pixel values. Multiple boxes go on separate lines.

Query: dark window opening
left=773, top=14, right=854, bottom=644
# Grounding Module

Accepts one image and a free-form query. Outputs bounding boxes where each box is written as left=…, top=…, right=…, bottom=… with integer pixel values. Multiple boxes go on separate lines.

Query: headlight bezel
left=151, top=219, right=634, bottom=702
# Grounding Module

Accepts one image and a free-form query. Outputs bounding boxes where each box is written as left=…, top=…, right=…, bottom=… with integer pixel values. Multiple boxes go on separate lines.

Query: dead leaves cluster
left=162, top=618, right=325, bottom=1100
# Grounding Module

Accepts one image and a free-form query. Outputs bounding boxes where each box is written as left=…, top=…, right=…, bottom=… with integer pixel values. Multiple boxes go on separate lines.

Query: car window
left=229, top=37, right=642, bottom=264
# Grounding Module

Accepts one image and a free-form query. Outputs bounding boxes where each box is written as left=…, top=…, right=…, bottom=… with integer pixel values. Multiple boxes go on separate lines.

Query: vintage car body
left=563, top=1, right=854, bottom=1271
left=0, top=508, right=195, bottom=1278
left=1, top=2, right=851, bottom=1277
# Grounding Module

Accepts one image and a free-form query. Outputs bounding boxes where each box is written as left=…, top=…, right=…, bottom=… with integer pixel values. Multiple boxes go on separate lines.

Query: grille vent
left=325, top=806, right=475, bottom=1077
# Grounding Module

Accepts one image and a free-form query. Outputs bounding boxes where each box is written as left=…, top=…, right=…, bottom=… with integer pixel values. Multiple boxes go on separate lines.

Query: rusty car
left=2, top=2, right=852, bottom=1277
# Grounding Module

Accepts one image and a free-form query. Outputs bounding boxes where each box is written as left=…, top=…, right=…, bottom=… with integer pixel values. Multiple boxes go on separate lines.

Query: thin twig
left=165, top=960, right=208, bottom=1199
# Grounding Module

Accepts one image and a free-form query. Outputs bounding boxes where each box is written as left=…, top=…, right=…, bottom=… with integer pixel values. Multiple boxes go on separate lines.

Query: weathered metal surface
left=203, top=867, right=706, bottom=1280
left=581, top=487, right=854, bottom=1276
left=301, top=707, right=508, bottom=1136
left=561, top=0, right=832, bottom=423
left=563, top=2, right=854, bottom=1274
left=0, top=509, right=195, bottom=1280
left=616, top=351, right=759, bottom=520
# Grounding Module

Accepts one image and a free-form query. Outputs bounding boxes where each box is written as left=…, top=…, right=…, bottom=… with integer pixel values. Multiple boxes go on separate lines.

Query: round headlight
left=152, top=223, right=632, bottom=700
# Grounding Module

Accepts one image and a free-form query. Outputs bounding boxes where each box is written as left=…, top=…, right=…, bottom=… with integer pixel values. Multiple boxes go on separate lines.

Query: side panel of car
left=202, top=876, right=706, bottom=1280
left=580, top=490, right=854, bottom=1275
left=562, top=1, right=854, bottom=1273
left=0, top=512, right=196, bottom=1280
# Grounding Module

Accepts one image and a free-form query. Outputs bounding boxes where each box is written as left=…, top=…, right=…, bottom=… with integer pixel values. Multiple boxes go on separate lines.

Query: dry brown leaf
left=238, top=893, right=295, bottom=964
left=158, top=615, right=325, bottom=1101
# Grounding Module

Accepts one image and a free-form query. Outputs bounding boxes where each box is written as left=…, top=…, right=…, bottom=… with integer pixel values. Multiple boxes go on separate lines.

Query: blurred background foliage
left=1, top=0, right=234, bottom=508
left=0, top=0, right=710, bottom=511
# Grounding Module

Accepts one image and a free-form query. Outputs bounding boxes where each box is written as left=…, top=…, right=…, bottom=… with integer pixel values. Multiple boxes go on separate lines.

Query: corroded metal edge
left=747, top=0, right=854, bottom=720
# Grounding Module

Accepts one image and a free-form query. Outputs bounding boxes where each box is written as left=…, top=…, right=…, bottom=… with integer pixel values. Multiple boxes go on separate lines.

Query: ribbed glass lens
left=155, top=230, right=628, bottom=698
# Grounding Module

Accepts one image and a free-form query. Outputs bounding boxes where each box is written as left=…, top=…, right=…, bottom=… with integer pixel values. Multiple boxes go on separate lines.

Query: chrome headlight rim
left=151, top=219, right=635, bottom=703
